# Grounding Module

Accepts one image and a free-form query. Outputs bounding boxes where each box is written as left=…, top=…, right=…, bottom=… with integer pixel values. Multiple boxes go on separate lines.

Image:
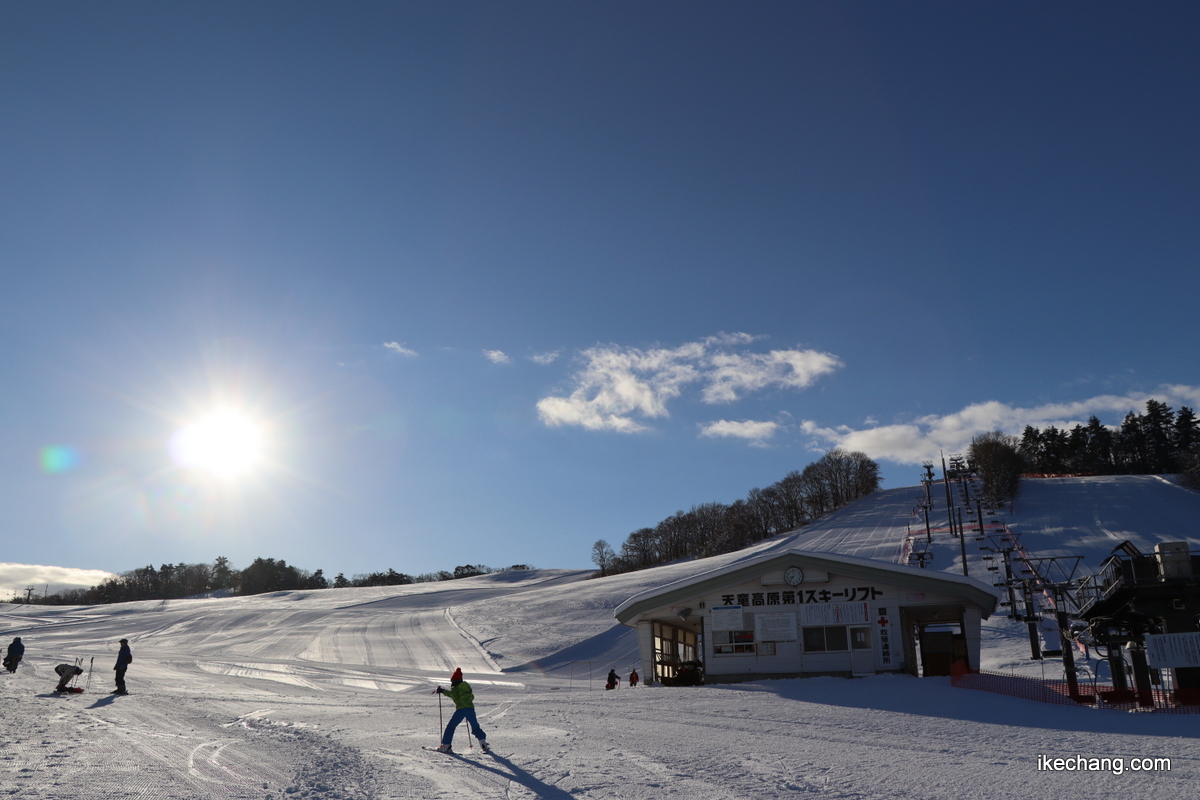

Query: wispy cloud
left=529, top=350, right=562, bottom=365
left=537, top=334, right=841, bottom=432
left=0, top=563, right=116, bottom=601
left=801, top=385, right=1200, bottom=465
left=704, top=349, right=842, bottom=403
left=383, top=341, right=418, bottom=357
left=700, top=419, right=780, bottom=446
left=483, top=350, right=511, bottom=364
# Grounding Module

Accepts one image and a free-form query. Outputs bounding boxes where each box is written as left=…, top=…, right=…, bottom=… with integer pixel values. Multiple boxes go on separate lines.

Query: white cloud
left=483, top=350, right=511, bottom=364
left=529, top=350, right=562, bottom=365
left=0, top=563, right=116, bottom=601
left=537, top=342, right=703, bottom=431
left=383, top=341, right=418, bottom=357
left=700, top=419, right=780, bottom=445
left=801, top=385, right=1200, bottom=465
left=703, top=349, right=842, bottom=404
left=537, top=334, right=840, bottom=432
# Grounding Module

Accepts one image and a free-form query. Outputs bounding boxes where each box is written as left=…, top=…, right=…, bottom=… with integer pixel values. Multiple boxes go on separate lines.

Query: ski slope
left=2, top=476, right=1199, bottom=798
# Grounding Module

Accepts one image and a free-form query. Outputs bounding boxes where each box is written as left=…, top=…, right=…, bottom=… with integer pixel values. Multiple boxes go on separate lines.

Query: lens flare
left=40, top=445, right=81, bottom=473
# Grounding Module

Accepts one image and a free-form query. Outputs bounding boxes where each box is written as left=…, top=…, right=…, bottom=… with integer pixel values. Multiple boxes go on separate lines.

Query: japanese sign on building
left=710, top=605, right=745, bottom=631
left=876, top=608, right=893, bottom=667
left=799, top=601, right=869, bottom=626
left=1145, top=632, right=1200, bottom=668
left=755, top=612, right=798, bottom=642
left=719, top=587, right=883, bottom=607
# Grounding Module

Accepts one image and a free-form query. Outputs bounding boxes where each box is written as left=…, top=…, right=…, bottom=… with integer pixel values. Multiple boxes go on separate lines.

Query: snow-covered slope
left=2, top=476, right=1198, bottom=798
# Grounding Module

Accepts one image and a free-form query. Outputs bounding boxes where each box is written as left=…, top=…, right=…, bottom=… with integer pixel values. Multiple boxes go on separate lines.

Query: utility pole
left=941, top=454, right=955, bottom=537
left=1021, top=582, right=1042, bottom=660
left=958, top=506, right=969, bottom=576
left=1053, top=585, right=1081, bottom=701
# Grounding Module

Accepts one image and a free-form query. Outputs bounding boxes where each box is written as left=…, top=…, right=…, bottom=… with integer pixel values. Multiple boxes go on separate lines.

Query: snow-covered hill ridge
left=3, top=475, right=1200, bottom=798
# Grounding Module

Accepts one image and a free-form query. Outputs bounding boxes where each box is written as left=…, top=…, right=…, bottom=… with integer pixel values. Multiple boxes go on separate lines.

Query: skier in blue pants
left=434, top=668, right=489, bottom=753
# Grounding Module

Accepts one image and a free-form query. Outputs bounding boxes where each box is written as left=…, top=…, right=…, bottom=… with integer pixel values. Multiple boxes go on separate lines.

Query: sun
left=170, top=410, right=265, bottom=478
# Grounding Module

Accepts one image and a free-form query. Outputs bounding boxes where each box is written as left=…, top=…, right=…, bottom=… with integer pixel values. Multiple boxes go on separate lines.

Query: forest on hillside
left=5, top=559, right=530, bottom=606
left=591, top=448, right=880, bottom=577
left=966, top=400, right=1200, bottom=507
left=1016, top=400, right=1199, bottom=480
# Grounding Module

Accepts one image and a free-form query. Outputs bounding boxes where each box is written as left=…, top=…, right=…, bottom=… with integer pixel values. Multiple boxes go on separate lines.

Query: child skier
left=433, top=668, right=489, bottom=753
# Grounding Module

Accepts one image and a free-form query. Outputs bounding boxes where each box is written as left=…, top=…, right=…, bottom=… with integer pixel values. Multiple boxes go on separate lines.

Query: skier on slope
left=432, top=668, right=489, bottom=753
left=113, top=638, right=132, bottom=695
left=53, top=663, right=83, bottom=692
left=2, top=637, right=23, bottom=673
left=605, top=668, right=620, bottom=690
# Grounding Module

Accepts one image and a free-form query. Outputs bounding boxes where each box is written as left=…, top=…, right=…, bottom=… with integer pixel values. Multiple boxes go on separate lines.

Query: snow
left=3, top=476, right=1200, bottom=798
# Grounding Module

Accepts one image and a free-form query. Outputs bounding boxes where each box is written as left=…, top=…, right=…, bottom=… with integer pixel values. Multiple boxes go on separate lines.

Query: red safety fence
left=951, top=667, right=1200, bottom=713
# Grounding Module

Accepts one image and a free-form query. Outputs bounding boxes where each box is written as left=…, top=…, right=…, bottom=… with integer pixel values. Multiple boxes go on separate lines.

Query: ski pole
left=84, top=657, right=94, bottom=692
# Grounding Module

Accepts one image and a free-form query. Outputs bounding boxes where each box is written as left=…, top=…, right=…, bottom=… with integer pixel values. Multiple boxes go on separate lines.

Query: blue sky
left=2, top=2, right=1198, bottom=590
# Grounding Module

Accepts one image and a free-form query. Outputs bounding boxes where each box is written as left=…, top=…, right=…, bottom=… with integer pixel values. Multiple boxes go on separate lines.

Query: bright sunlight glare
left=170, top=410, right=264, bottom=479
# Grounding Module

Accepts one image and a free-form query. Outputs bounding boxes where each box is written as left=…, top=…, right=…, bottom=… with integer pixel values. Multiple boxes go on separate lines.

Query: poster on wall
left=710, top=606, right=745, bottom=631
left=754, top=612, right=797, bottom=642
left=799, top=601, right=869, bottom=626
left=1145, top=632, right=1200, bottom=668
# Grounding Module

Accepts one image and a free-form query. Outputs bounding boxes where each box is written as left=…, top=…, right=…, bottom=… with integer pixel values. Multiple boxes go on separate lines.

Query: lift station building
left=615, top=548, right=999, bottom=683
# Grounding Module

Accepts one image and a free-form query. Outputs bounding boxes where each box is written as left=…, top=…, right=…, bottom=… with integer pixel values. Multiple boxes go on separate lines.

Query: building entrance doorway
left=850, top=626, right=873, bottom=676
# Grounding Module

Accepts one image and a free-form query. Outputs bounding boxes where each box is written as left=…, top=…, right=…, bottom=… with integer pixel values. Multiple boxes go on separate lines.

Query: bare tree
left=591, top=539, right=616, bottom=576
left=968, top=431, right=1023, bottom=505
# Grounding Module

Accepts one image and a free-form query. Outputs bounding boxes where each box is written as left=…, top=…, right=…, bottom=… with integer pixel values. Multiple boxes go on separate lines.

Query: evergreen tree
left=1141, top=399, right=1175, bottom=473
left=1173, top=406, right=1199, bottom=460
left=1082, top=416, right=1114, bottom=473
left=1018, top=426, right=1043, bottom=470
left=1116, top=411, right=1147, bottom=473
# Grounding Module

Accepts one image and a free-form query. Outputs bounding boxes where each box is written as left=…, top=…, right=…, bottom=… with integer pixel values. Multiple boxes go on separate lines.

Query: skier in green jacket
left=433, top=668, right=489, bottom=753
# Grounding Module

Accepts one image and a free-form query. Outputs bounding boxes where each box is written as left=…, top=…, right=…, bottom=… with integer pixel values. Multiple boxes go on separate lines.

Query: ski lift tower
left=1076, top=541, right=1200, bottom=708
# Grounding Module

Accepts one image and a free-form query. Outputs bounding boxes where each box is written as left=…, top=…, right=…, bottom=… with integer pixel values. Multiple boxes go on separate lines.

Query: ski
left=421, top=746, right=494, bottom=756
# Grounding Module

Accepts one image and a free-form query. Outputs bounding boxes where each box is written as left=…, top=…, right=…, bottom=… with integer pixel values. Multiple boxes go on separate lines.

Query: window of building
left=712, top=630, right=755, bottom=655
left=802, top=625, right=849, bottom=652
left=653, top=622, right=698, bottom=680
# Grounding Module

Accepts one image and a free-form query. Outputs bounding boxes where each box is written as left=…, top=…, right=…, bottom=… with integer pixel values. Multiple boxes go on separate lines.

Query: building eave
left=614, top=548, right=999, bottom=625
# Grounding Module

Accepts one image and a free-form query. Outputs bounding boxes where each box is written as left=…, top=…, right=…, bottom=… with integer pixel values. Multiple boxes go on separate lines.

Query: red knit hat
left=451, top=668, right=463, bottom=681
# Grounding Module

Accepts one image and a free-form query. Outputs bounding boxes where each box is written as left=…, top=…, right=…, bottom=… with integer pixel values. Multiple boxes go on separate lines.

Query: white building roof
left=614, top=547, right=1000, bottom=625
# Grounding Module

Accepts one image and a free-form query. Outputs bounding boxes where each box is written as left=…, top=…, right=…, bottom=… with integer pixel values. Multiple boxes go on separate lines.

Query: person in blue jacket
left=433, top=668, right=489, bottom=753
left=113, top=639, right=132, bottom=694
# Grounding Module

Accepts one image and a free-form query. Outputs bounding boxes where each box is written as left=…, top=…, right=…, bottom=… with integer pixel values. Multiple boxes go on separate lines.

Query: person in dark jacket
left=605, top=668, right=620, bottom=690
left=628, top=669, right=639, bottom=688
left=113, top=639, right=132, bottom=694
left=2, top=637, right=23, bottom=672
left=433, top=668, right=489, bottom=753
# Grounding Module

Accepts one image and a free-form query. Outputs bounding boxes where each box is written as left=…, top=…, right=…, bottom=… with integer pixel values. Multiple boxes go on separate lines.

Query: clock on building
left=783, top=566, right=804, bottom=586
